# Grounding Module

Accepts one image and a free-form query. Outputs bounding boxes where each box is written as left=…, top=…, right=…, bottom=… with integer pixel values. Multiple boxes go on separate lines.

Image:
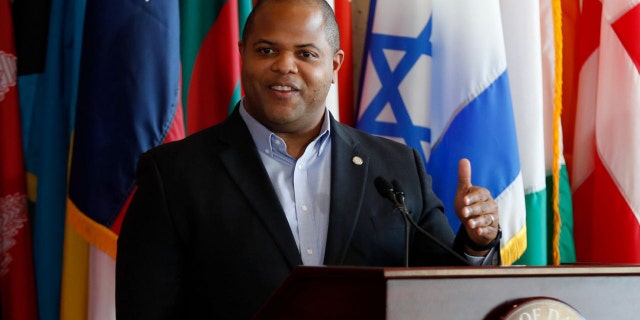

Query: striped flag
left=180, top=0, right=252, bottom=134
left=538, top=0, right=575, bottom=265
left=356, top=0, right=526, bottom=264
left=15, top=0, right=83, bottom=318
left=65, top=0, right=185, bottom=318
left=500, top=0, right=576, bottom=266
left=572, top=0, right=640, bottom=263
left=559, top=0, right=588, bottom=264
left=498, top=0, right=546, bottom=265
left=0, top=1, right=38, bottom=318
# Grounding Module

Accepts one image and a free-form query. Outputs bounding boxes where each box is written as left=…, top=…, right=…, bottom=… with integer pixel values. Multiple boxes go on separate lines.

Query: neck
left=276, top=121, right=323, bottom=159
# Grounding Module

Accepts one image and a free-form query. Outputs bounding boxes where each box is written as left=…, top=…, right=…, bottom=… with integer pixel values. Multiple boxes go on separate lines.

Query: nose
left=271, top=52, right=298, bottom=74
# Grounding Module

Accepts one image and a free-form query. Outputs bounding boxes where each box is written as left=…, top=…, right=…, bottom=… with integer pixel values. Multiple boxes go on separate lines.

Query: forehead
left=248, top=3, right=329, bottom=47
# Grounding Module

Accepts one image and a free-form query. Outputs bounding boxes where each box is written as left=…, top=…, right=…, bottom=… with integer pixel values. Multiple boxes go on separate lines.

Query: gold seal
left=494, top=297, right=585, bottom=320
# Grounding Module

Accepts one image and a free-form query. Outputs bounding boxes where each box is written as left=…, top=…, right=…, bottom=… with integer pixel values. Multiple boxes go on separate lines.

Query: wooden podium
left=254, top=265, right=640, bottom=319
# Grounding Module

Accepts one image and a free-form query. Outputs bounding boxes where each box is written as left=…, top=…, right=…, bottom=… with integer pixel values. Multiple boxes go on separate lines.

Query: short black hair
left=242, top=0, right=341, bottom=53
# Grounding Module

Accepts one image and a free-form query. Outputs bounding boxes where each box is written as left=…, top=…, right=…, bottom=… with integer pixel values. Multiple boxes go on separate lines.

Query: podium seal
left=485, top=297, right=585, bottom=320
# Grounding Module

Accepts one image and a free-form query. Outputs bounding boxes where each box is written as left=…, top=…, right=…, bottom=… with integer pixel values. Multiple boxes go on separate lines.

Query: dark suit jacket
left=116, top=108, right=489, bottom=319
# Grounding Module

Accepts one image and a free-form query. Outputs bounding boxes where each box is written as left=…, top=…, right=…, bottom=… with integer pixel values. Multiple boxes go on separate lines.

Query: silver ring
left=489, top=215, right=495, bottom=226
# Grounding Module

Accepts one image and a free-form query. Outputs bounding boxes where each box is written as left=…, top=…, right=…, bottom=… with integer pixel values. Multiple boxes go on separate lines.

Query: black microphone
left=375, top=177, right=471, bottom=266
left=374, top=177, right=410, bottom=266
left=374, top=177, right=399, bottom=204
left=391, top=180, right=406, bottom=206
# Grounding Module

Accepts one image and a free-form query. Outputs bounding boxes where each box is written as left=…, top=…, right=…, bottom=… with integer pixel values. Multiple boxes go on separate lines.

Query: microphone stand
left=399, top=202, right=410, bottom=267
left=392, top=185, right=471, bottom=266
left=374, top=177, right=471, bottom=267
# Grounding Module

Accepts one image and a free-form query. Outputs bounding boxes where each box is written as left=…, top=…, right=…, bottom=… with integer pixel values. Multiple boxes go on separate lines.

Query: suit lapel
left=217, top=110, right=303, bottom=268
left=215, top=110, right=369, bottom=267
left=323, top=119, right=369, bottom=265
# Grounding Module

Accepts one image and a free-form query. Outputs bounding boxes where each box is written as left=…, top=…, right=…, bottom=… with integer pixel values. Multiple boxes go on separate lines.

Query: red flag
left=560, top=0, right=581, bottom=176
left=181, top=0, right=243, bottom=135
left=335, top=0, right=354, bottom=126
left=572, top=0, right=640, bottom=263
left=0, top=0, right=39, bottom=319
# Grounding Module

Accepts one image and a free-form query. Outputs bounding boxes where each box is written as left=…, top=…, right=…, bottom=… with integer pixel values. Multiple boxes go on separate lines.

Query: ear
left=331, top=49, right=345, bottom=84
left=238, top=40, right=245, bottom=56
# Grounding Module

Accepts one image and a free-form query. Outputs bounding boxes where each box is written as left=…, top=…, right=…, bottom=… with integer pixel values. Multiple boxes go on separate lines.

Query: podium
left=254, top=265, right=640, bottom=319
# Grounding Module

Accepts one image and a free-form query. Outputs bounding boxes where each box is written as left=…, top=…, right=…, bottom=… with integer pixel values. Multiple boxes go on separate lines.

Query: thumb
left=457, top=158, right=472, bottom=192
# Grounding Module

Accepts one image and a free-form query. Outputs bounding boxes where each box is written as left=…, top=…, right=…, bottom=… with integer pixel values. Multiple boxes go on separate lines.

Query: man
left=116, top=0, right=501, bottom=319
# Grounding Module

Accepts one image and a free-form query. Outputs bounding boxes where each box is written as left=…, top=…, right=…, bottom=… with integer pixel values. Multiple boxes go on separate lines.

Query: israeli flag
left=357, top=0, right=526, bottom=262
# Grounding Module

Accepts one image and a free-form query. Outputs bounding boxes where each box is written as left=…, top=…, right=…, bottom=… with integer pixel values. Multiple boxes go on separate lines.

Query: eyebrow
left=253, top=39, right=321, bottom=52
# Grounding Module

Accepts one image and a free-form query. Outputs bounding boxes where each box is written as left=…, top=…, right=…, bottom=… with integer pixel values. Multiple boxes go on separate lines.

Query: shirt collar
left=239, top=100, right=331, bottom=158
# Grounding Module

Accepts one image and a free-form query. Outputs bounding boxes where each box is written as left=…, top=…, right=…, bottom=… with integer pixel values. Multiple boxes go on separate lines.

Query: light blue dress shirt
left=240, top=103, right=331, bottom=266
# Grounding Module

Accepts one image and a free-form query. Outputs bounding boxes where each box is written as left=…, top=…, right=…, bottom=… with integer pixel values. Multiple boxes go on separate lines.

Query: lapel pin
left=352, top=156, right=363, bottom=165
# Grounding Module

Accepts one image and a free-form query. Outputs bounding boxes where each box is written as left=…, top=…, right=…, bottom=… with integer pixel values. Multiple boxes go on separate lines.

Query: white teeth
left=272, top=85, right=293, bottom=91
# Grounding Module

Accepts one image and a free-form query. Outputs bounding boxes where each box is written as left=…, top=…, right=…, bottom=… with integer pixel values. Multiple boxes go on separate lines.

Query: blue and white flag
left=357, top=0, right=526, bottom=264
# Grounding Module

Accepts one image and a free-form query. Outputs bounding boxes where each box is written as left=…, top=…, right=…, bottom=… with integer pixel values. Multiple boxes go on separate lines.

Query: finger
left=487, top=214, right=495, bottom=227
left=467, top=214, right=492, bottom=228
left=464, top=187, right=492, bottom=206
left=457, top=158, right=472, bottom=194
left=472, top=226, right=495, bottom=237
left=462, top=200, right=497, bottom=219
left=467, top=217, right=496, bottom=235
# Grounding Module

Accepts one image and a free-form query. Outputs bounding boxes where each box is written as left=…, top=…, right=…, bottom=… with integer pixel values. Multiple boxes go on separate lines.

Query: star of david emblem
left=357, top=16, right=433, bottom=162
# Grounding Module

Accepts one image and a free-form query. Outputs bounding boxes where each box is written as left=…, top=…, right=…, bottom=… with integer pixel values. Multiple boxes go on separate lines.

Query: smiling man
left=239, top=0, right=343, bottom=159
left=116, top=0, right=501, bottom=319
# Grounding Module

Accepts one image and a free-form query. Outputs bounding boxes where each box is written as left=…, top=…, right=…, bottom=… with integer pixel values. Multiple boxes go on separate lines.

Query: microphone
left=374, top=177, right=471, bottom=266
left=374, top=177, right=399, bottom=204
left=374, top=177, right=410, bottom=266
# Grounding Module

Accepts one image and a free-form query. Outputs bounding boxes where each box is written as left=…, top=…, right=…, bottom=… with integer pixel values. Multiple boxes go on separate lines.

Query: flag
left=498, top=0, right=547, bottom=265
left=0, top=1, right=38, bottom=318
left=335, top=0, right=355, bottom=126
left=324, top=0, right=341, bottom=121
left=356, top=0, right=526, bottom=264
left=560, top=0, right=586, bottom=265
left=180, top=0, right=250, bottom=134
left=500, top=0, right=576, bottom=266
left=560, top=0, right=581, bottom=177
left=15, top=0, right=83, bottom=318
left=65, top=0, right=185, bottom=318
left=238, top=0, right=252, bottom=34
left=572, top=0, right=640, bottom=263
left=50, top=1, right=93, bottom=318
left=538, top=0, right=575, bottom=265
left=47, top=2, right=88, bottom=319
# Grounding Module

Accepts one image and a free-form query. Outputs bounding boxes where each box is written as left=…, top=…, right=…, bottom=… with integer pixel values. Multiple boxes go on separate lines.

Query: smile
left=270, top=85, right=296, bottom=92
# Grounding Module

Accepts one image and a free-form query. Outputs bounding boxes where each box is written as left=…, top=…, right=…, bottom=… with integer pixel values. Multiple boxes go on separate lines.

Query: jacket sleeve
left=116, top=152, right=187, bottom=319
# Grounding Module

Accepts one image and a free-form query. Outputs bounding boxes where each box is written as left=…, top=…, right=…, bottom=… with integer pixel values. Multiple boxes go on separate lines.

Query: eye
left=257, top=47, right=276, bottom=55
left=300, top=51, right=318, bottom=59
